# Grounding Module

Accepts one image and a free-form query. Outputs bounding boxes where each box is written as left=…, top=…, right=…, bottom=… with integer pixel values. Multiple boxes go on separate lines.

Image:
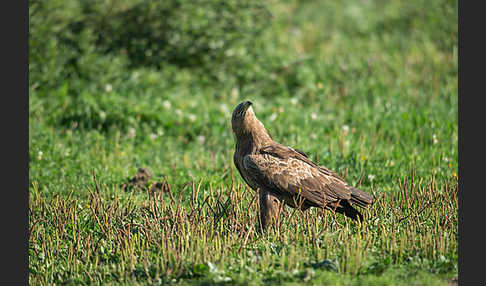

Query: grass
left=29, top=171, right=457, bottom=285
left=29, top=0, right=458, bottom=285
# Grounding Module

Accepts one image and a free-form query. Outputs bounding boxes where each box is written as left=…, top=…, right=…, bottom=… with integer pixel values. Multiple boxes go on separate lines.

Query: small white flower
left=269, top=113, right=277, bottom=122
left=188, top=114, right=196, bottom=122
left=37, top=151, right=43, bottom=160
left=433, top=134, right=439, bottom=144
left=389, top=160, right=395, bottom=167
left=104, top=84, right=113, bottom=93
left=131, top=71, right=140, bottom=80
left=197, top=135, right=206, bottom=144
left=224, top=49, right=235, bottom=57
left=128, top=127, right=136, bottom=138
left=175, top=109, right=182, bottom=116
left=368, top=174, right=375, bottom=182
left=311, top=133, right=317, bottom=139
left=290, top=97, right=298, bottom=105
left=149, top=133, right=158, bottom=141
left=163, top=100, right=171, bottom=109
left=218, top=276, right=232, bottom=282
left=311, top=113, right=318, bottom=120
left=99, top=111, right=106, bottom=121
left=230, top=87, right=239, bottom=98
left=342, top=125, right=349, bottom=135
left=219, top=104, right=229, bottom=114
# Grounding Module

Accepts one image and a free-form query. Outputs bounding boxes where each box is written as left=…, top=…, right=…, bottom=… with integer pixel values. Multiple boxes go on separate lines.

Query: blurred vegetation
left=29, top=0, right=457, bottom=188
left=29, top=0, right=457, bottom=130
left=29, top=0, right=274, bottom=91
left=29, top=0, right=457, bottom=284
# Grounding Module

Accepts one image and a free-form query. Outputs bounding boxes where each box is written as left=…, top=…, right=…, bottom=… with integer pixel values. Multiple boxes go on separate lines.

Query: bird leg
left=258, top=190, right=281, bottom=233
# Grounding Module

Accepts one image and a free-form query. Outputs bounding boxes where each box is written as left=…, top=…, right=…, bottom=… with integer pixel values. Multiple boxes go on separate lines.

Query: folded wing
left=243, top=143, right=353, bottom=208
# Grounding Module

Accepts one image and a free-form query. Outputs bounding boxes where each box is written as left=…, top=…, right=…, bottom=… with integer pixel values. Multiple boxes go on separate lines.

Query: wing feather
left=243, top=144, right=352, bottom=208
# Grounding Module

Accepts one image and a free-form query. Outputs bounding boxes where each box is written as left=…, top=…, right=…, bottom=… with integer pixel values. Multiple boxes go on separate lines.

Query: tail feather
left=324, top=188, right=374, bottom=222
left=349, top=187, right=374, bottom=208
left=334, top=200, right=363, bottom=221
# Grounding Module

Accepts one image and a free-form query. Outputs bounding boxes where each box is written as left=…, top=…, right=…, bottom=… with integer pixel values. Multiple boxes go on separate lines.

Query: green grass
left=29, top=0, right=457, bottom=285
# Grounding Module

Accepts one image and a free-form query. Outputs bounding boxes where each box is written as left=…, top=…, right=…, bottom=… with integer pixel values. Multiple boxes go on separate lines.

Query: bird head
left=232, top=101, right=253, bottom=118
left=231, top=101, right=272, bottom=145
left=231, top=101, right=254, bottom=134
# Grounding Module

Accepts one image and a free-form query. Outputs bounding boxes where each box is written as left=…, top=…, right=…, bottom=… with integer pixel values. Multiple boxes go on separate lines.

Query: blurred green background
left=29, top=0, right=457, bottom=197
left=29, top=0, right=458, bottom=284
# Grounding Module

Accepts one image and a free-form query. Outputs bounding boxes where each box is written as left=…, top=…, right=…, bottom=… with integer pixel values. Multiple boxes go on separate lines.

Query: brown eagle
left=231, top=101, right=374, bottom=231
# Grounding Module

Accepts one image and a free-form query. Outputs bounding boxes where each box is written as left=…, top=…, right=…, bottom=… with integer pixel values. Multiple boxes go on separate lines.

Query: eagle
left=231, top=101, right=374, bottom=232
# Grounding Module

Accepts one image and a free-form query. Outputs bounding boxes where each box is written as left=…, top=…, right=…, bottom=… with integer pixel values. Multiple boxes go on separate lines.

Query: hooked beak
left=239, top=101, right=253, bottom=116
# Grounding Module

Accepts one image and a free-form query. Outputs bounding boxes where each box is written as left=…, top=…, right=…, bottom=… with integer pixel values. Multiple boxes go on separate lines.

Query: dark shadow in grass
left=310, top=259, right=339, bottom=272
left=121, top=167, right=167, bottom=193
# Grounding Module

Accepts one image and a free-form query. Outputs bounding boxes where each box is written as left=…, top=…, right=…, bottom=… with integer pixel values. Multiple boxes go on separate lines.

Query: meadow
left=29, top=0, right=458, bottom=285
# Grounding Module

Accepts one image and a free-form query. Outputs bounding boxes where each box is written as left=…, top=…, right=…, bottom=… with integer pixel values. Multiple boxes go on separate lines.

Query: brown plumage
left=231, top=101, right=374, bottom=232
